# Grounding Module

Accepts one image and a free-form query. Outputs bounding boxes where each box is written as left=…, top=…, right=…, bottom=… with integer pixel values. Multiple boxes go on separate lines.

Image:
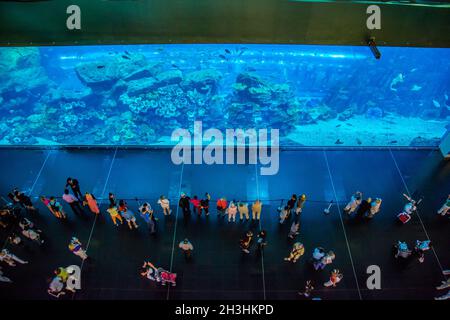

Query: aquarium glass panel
left=0, top=44, right=448, bottom=147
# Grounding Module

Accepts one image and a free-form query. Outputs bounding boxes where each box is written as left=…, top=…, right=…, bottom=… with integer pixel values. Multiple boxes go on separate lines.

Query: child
left=298, top=280, right=314, bottom=298
left=296, top=194, right=306, bottom=215
left=288, top=221, right=300, bottom=239
left=200, top=193, right=210, bottom=216
left=437, top=195, right=450, bottom=216
left=257, top=230, right=267, bottom=250
left=179, top=238, right=194, bottom=260
left=394, top=241, right=412, bottom=259
left=216, top=197, right=227, bottom=217
left=118, top=200, right=138, bottom=229
left=324, top=269, right=343, bottom=287
left=284, top=242, right=305, bottom=263
left=240, top=231, right=253, bottom=254
left=414, top=240, right=431, bottom=263
left=40, top=196, right=55, bottom=216
left=49, top=197, right=67, bottom=219
left=107, top=204, right=123, bottom=227
left=314, top=251, right=335, bottom=270
left=227, top=201, right=237, bottom=222
left=84, top=192, right=100, bottom=215
left=344, top=191, right=362, bottom=215
left=238, top=201, right=249, bottom=221
left=158, top=195, right=171, bottom=216
left=367, top=198, right=382, bottom=218
left=68, top=237, right=88, bottom=260
left=252, top=200, right=262, bottom=220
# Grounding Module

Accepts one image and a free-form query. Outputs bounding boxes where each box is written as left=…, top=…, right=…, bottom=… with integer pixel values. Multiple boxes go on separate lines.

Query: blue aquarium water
left=0, top=44, right=448, bottom=147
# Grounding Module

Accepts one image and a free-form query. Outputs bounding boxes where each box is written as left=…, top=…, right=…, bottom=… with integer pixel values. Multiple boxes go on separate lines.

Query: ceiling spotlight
left=368, top=37, right=381, bottom=60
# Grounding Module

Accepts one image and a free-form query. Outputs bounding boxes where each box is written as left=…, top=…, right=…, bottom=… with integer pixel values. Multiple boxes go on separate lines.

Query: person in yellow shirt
left=252, top=200, right=262, bottom=220
left=284, top=242, right=304, bottom=263
left=107, top=204, right=123, bottom=227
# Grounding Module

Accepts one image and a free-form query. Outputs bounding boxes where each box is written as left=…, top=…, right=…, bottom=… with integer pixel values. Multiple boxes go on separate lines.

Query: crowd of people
left=0, top=176, right=449, bottom=300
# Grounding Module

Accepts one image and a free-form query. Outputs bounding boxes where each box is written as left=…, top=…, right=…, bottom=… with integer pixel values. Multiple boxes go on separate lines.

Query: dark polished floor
left=0, top=148, right=448, bottom=300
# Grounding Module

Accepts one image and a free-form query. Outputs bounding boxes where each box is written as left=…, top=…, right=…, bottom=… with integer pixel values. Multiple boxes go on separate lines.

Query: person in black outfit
left=179, top=193, right=191, bottom=216
left=108, top=193, right=116, bottom=206
left=66, top=177, right=82, bottom=201
left=13, top=189, right=36, bottom=212
left=357, top=197, right=372, bottom=217
left=286, top=194, right=297, bottom=217
left=200, top=193, right=210, bottom=216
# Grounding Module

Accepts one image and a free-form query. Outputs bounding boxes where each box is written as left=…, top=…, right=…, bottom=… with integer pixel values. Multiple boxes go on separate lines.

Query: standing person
left=190, top=196, right=201, bottom=216
left=288, top=220, right=300, bottom=239
left=107, top=204, right=123, bottom=227
left=68, top=237, right=88, bottom=260
left=256, top=230, right=267, bottom=250
left=240, top=231, right=253, bottom=254
left=118, top=200, right=138, bottom=230
left=367, top=198, right=382, bottom=218
left=227, top=201, right=237, bottom=222
left=344, top=191, right=362, bottom=215
left=15, top=189, right=37, bottom=212
left=108, top=193, right=116, bottom=207
left=312, top=247, right=326, bottom=265
left=298, top=280, right=314, bottom=298
left=216, top=197, right=228, bottom=217
left=40, top=196, right=55, bottom=216
left=200, top=193, right=210, bottom=216
left=62, top=189, right=84, bottom=215
left=0, top=249, right=28, bottom=267
left=252, top=200, right=262, bottom=221
left=84, top=192, right=100, bottom=215
left=66, top=177, right=83, bottom=201
left=296, top=194, right=306, bottom=215
left=179, top=193, right=191, bottom=217
left=324, top=269, right=343, bottom=288
left=49, top=197, right=67, bottom=219
left=287, top=194, right=297, bottom=217
left=357, top=197, right=372, bottom=217
left=414, top=240, right=432, bottom=263
left=178, top=238, right=194, bottom=260
left=238, top=201, right=249, bottom=221
left=139, top=202, right=156, bottom=234
left=158, top=195, right=171, bottom=216
left=284, top=242, right=305, bottom=263
left=437, top=195, right=450, bottom=216
left=313, top=251, right=336, bottom=270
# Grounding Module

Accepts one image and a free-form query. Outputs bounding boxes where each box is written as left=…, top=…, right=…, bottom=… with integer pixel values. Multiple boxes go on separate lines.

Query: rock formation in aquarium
left=0, top=45, right=448, bottom=146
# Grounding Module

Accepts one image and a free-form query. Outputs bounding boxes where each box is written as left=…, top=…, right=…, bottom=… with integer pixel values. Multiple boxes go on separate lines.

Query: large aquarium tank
left=0, top=44, right=449, bottom=147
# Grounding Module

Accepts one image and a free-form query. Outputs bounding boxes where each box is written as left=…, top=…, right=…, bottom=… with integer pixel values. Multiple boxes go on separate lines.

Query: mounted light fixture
left=368, top=37, right=381, bottom=59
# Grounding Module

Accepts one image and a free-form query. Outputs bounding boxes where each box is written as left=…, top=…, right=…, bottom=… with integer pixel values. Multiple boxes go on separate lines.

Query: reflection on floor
left=0, top=148, right=448, bottom=300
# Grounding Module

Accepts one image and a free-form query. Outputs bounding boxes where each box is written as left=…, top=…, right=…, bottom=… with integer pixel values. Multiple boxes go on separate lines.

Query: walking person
left=108, top=193, right=116, bottom=206
left=367, top=198, right=382, bottom=218
left=14, top=189, right=37, bottom=212
left=49, top=197, right=67, bottom=219
left=179, top=193, right=191, bottom=217
left=286, top=194, right=297, bottom=217
left=357, top=197, right=372, bottom=217
left=344, top=191, right=362, bottom=215
left=313, top=251, right=336, bottom=270
left=279, top=206, right=290, bottom=224
left=252, top=200, right=262, bottom=221
left=66, top=177, right=83, bottom=201
left=284, top=242, right=305, bottom=263
left=200, top=193, right=210, bottom=216
left=139, top=202, right=156, bottom=234
left=84, top=192, right=100, bottom=215
left=157, top=195, right=171, bottom=216
left=40, top=196, right=55, bottom=216
left=216, top=197, right=228, bottom=217
left=179, top=238, right=194, bottom=260
left=437, top=195, right=450, bottom=216
left=240, top=231, right=253, bottom=254
left=0, top=249, right=28, bottom=267
left=227, top=201, right=237, bottom=222
left=62, top=189, right=84, bottom=215
left=107, top=204, right=123, bottom=227
left=324, top=269, right=343, bottom=288
left=288, top=220, right=300, bottom=239
left=238, top=201, right=249, bottom=221
left=68, top=237, right=88, bottom=260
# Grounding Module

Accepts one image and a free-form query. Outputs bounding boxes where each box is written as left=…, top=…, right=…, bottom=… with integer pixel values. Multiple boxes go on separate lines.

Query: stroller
left=397, top=194, right=422, bottom=224
left=141, top=261, right=177, bottom=286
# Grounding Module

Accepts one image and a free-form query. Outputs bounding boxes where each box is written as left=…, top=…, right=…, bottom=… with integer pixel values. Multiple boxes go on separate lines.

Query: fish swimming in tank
left=390, top=73, right=404, bottom=91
